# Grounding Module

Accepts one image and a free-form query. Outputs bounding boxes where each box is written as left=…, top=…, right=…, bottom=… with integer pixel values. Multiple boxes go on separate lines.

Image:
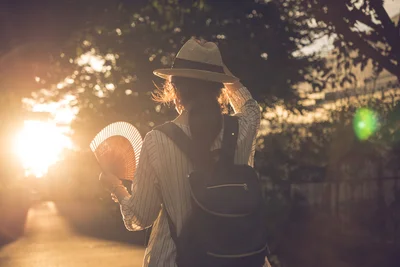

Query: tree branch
left=347, top=8, right=383, bottom=32
left=369, top=1, right=400, bottom=65
left=335, top=22, right=400, bottom=80
left=310, top=0, right=400, bottom=81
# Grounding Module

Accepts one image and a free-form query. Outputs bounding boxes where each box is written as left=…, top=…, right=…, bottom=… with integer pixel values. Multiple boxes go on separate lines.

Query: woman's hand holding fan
left=90, top=122, right=143, bottom=201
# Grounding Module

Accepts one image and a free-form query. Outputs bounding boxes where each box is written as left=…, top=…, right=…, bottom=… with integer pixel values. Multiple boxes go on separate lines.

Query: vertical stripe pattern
left=119, top=85, right=263, bottom=267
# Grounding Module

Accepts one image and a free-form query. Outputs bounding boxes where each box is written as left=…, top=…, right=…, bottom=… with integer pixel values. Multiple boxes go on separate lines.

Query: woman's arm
left=223, top=65, right=261, bottom=168
left=101, top=133, right=161, bottom=231
left=223, top=65, right=261, bottom=135
left=119, top=133, right=161, bottom=231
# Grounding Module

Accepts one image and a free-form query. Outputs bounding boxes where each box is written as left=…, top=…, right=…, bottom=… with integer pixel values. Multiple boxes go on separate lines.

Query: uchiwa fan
left=90, top=122, right=143, bottom=181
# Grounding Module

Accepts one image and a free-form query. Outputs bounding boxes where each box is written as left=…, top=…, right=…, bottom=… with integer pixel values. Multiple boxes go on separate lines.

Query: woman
left=100, top=39, right=270, bottom=267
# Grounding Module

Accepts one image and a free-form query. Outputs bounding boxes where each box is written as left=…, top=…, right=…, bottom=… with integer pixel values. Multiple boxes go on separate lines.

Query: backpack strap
left=220, top=115, right=239, bottom=165
left=153, top=122, right=194, bottom=245
left=153, top=118, right=239, bottom=246
left=154, top=122, right=197, bottom=164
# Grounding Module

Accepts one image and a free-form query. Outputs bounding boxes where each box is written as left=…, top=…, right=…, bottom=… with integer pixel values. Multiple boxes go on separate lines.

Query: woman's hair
left=153, top=77, right=228, bottom=166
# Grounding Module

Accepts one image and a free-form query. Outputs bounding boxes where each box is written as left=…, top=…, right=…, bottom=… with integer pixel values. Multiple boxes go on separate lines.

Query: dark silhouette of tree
left=277, top=0, right=400, bottom=86
left=13, top=0, right=328, bottom=148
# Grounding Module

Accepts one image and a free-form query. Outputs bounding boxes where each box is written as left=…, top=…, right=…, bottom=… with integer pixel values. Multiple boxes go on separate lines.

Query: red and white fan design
left=90, top=122, right=143, bottom=181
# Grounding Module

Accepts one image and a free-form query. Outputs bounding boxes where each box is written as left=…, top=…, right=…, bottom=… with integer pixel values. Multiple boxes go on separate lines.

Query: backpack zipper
left=207, top=242, right=269, bottom=258
left=190, top=187, right=250, bottom=217
left=207, top=183, right=248, bottom=191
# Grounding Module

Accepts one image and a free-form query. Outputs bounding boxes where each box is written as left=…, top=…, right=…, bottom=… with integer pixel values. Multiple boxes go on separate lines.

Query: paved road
left=0, top=202, right=145, bottom=267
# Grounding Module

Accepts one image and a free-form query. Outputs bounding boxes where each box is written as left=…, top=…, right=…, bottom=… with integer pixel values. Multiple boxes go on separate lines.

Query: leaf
left=326, top=73, right=337, bottom=81
left=348, top=72, right=357, bottom=83
left=322, top=67, right=333, bottom=78
left=361, top=59, right=368, bottom=71
left=311, top=82, right=321, bottom=91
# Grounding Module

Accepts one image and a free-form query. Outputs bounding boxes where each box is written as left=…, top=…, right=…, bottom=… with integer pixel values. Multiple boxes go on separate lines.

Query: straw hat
left=153, top=39, right=238, bottom=84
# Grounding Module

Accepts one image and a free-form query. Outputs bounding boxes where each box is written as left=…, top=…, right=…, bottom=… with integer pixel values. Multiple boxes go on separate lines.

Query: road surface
left=0, top=202, right=145, bottom=267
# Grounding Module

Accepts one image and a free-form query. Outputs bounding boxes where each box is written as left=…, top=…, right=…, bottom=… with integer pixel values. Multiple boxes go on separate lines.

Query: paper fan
left=90, top=122, right=143, bottom=180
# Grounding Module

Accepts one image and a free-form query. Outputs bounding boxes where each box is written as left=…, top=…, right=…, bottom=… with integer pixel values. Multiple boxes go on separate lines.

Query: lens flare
left=13, top=120, right=72, bottom=178
left=353, top=108, right=378, bottom=141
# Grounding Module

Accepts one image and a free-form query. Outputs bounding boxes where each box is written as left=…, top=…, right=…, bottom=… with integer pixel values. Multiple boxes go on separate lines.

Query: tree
left=277, top=0, right=400, bottom=88
left=22, top=0, right=330, bottom=148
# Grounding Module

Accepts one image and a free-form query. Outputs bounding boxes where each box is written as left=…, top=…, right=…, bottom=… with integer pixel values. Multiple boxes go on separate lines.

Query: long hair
left=153, top=77, right=228, bottom=166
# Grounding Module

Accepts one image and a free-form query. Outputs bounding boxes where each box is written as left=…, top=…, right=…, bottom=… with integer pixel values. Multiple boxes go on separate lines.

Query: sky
left=385, top=0, right=400, bottom=17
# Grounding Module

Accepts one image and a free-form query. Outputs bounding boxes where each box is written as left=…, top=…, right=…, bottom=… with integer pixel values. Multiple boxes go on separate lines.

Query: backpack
left=154, top=115, right=269, bottom=267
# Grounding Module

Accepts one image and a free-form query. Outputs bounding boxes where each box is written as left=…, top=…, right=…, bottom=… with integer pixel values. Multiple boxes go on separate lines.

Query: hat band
left=172, top=58, right=224, bottom=73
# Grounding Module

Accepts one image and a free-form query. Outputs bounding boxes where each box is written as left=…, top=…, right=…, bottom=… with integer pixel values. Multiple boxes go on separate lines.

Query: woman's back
left=128, top=84, right=261, bottom=266
left=104, top=39, right=268, bottom=266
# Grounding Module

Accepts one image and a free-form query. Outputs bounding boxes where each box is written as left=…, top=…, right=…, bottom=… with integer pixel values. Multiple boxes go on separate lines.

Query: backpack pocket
left=189, top=165, right=262, bottom=217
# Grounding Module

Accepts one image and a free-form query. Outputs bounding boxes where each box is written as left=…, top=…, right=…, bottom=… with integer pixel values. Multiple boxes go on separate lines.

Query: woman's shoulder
left=143, top=123, right=189, bottom=145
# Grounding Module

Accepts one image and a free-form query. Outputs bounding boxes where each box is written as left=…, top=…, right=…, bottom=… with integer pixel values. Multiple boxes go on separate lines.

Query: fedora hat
left=153, top=39, right=238, bottom=84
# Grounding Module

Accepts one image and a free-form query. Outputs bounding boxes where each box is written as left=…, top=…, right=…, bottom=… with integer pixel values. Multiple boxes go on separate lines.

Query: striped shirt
left=120, top=84, right=263, bottom=267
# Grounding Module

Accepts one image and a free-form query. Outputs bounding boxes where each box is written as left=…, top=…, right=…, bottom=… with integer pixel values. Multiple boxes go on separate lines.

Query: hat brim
left=153, top=68, right=239, bottom=84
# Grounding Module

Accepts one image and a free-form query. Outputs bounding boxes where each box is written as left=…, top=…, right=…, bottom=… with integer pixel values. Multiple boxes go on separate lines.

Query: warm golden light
left=13, top=120, right=72, bottom=178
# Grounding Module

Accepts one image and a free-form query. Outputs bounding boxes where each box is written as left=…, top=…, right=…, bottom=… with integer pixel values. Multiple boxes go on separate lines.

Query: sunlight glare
left=13, top=120, right=72, bottom=178
left=76, top=50, right=105, bottom=72
left=54, top=108, right=76, bottom=124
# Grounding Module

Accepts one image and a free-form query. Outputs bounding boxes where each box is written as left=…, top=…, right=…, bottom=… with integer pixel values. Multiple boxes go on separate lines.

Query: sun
left=13, top=120, right=72, bottom=178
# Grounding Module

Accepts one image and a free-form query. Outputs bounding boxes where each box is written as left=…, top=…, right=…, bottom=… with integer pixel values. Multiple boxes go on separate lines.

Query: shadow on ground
left=55, top=199, right=148, bottom=246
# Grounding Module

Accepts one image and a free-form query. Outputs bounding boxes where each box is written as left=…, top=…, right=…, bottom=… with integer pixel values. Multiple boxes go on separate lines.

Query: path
left=0, top=202, right=145, bottom=267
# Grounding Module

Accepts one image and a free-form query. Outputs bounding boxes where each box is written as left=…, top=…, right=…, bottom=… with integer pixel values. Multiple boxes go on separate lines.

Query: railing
left=285, top=176, right=400, bottom=243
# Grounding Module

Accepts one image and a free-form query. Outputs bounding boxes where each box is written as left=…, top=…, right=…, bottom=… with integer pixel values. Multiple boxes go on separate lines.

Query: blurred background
left=1, top=0, right=400, bottom=266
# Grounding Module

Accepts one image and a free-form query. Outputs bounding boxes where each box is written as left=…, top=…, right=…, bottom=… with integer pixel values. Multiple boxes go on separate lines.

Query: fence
left=288, top=176, right=400, bottom=242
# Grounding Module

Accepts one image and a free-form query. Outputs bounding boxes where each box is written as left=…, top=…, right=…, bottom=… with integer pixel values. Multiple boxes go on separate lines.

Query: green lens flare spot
left=353, top=108, right=378, bottom=141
